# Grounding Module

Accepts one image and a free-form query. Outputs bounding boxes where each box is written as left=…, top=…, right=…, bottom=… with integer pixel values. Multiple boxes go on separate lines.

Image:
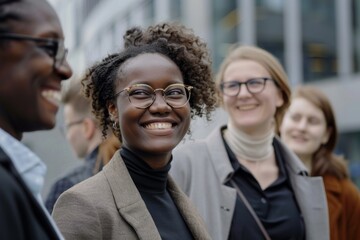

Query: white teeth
left=238, top=105, right=256, bottom=110
left=41, top=90, right=61, bottom=106
left=145, top=122, right=172, bottom=129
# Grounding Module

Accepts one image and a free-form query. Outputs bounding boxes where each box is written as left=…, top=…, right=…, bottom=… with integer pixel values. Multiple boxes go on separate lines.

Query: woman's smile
left=144, top=122, right=173, bottom=130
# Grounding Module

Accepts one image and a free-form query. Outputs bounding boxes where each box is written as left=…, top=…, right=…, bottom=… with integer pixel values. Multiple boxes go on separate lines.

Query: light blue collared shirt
left=0, top=128, right=64, bottom=240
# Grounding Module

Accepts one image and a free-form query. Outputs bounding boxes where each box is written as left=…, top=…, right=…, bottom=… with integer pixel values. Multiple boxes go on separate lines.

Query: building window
left=143, top=0, right=155, bottom=24
left=256, top=0, right=285, bottom=66
left=301, top=0, right=338, bottom=82
left=338, top=131, right=360, bottom=187
left=211, top=0, right=237, bottom=69
left=353, top=0, right=360, bottom=73
left=169, top=0, right=181, bottom=20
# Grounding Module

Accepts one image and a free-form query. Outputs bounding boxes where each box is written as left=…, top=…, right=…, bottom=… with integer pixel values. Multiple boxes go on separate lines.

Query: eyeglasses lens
left=127, top=84, right=191, bottom=108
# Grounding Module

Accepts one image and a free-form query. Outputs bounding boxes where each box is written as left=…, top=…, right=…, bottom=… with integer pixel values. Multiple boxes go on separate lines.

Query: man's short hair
left=61, top=76, right=92, bottom=117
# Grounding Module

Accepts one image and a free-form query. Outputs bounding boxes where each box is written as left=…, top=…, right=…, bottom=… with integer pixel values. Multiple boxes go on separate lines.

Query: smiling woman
left=170, top=45, right=330, bottom=240
left=52, top=22, right=216, bottom=240
left=280, top=86, right=360, bottom=240
left=0, top=0, right=72, bottom=239
left=109, top=53, right=192, bottom=168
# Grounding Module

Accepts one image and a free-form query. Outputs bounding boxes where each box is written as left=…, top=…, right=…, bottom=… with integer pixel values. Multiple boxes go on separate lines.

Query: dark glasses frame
left=0, top=33, right=68, bottom=69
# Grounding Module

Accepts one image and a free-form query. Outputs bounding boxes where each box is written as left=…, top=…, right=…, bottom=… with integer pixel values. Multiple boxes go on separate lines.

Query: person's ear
left=83, top=118, right=96, bottom=140
left=275, top=88, right=284, bottom=108
left=107, top=101, right=119, bottom=123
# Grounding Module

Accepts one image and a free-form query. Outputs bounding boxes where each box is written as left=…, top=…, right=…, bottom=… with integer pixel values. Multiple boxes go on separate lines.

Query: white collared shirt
left=0, top=128, right=64, bottom=240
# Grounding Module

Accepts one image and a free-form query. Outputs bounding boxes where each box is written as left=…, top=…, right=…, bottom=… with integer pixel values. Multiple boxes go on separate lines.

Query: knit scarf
left=223, top=121, right=275, bottom=162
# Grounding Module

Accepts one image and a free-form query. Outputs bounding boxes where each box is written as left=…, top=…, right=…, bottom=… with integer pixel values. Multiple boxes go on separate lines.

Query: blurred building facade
left=44, top=0, right=360, bottom=186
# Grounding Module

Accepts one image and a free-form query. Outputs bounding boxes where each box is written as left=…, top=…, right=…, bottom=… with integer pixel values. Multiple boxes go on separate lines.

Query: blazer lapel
left=167, top=176, right=211, bottom=239
left=275, top=138, right=330, bottom=240
left=205, top=126, right=239, bottom=240
left=102, top=150, right=161, bottom=240
left=206, top=126, right=234, bottom=183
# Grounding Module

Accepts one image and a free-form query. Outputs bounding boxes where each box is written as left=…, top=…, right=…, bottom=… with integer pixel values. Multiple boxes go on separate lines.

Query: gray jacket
left=171, top=126, right=329, bottom=240
left=53, top=150, right=211, bottom=240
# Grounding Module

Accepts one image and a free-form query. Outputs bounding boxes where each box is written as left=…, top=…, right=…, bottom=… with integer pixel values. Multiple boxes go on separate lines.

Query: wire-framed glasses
left=220, top=77, right=274, bottom=96
left=0, top=33, right=68, bottom=69
left=114, top=83, right=193, bottom=109
left=59, top=119, right=84, bottom=135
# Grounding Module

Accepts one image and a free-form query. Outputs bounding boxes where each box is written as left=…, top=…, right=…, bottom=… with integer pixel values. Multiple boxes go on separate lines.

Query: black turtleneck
left=120, top=147, right=193, bottom=240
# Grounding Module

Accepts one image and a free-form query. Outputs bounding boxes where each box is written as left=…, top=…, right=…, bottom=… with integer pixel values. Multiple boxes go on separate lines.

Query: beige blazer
left=52, top=150, right=210, bottom=240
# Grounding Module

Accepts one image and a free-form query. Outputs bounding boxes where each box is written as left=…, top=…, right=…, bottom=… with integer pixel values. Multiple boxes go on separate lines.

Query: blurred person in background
left=52, top=22, right=216, bottom=240
left=171, top=45, right=329, bottom=240
left=45, top=77, right=121, bottom=213
left=280, top=85, right=360, bottom=240
left=0, top=0, right=72, bottom=239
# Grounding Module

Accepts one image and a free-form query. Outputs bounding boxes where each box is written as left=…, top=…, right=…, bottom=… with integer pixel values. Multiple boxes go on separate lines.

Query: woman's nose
left=148, top=91, right=172, bottom=113
left=237, top=83, right=252, bottom=97
left=296, top=119, right=308, bottom=130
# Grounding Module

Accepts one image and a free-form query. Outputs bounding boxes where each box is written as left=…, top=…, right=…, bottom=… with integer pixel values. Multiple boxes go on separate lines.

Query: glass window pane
left=301, top=0, right=338, bottom=82
left=170, top=0, right=181, bottom=20
left=338, top=132, right=360, bottom=188
left=211, top=0, right=237, bottom=69
left=256, top=0, right=285, bottom=66
left=143, top=0, right=155, bottom=24
left=353, top=0, right=360, bottom=72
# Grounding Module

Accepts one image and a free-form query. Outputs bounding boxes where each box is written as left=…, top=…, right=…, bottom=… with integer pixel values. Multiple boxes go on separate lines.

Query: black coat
left=0, top=147, right=60, bottom=240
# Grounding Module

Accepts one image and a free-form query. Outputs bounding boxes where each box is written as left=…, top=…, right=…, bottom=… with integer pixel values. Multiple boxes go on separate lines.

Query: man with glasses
left=0, top=33, right=68, bottom=69
left=0, top=0, right=72, bottom=239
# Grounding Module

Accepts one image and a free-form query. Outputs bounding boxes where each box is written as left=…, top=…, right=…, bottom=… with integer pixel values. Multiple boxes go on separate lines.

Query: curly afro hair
left=82, top=22, right=217, bottom=138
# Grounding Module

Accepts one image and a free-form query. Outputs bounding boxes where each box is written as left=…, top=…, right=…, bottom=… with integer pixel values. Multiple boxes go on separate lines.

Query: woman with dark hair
left=280, top=85, right=360, bottom=240
left=52, top=22, right=216, bottom=240
left=0, top=0, right=72, bottom=239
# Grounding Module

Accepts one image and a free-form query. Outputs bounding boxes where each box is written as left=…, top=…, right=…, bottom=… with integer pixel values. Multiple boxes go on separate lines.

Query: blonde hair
left=215, top=45, right=291, bottom=134
left=61, top=76, right=92, bottom=117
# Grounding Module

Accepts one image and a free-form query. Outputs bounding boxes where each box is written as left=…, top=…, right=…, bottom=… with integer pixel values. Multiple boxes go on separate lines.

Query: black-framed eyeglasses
left=220, top=77, right=275, bottom=96
left=114, top=83, right=193, bottom=109
left=0, top=33, right=68, bottom=69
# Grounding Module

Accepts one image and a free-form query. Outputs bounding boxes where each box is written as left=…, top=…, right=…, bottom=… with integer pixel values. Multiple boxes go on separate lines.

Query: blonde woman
left=171, top=45, right=329, bottom=240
